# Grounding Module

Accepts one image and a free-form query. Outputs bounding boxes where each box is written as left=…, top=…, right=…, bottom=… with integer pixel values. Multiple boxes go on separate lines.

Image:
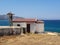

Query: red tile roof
left=13, top=18, right=36, bottom=22
left=13, top=18, right=44, bottom=23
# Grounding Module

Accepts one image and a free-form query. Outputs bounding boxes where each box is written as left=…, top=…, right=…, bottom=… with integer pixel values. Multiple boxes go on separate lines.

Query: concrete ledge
left=47, top=32, right=58, bottom=36
left=0, top=26, right=21, bottom=28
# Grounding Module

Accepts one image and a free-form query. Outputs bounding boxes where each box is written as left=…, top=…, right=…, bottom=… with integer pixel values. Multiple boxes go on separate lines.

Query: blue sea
left=44, top=20, right=60, bottom=33
left=0, top=20, right=60, bottom=33
left=0, top=20, right=10, bottom=26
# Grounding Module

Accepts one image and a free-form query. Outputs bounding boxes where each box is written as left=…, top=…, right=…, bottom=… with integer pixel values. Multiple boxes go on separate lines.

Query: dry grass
left=0, top=34, right=60, bottom=45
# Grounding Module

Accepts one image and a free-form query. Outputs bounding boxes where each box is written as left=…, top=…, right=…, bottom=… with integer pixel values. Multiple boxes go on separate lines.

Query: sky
left=0, top=0, right=60, bottom=20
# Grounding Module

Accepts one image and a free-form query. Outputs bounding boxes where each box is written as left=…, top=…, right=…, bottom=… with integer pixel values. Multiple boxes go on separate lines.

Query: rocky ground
left=0, top=34, right=60, bottom=45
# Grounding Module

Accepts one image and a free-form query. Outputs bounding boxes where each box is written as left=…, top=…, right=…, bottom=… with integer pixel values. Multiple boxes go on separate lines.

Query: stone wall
left=0, top=28, right=21, bottom=36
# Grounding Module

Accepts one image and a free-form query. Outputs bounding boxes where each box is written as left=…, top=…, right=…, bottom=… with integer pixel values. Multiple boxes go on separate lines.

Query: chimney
left=7, top=12, right=14, bottom=26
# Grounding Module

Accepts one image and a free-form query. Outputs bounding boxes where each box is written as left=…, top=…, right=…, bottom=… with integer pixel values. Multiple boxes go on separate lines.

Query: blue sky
left=0, top=0, right=60, bottom=20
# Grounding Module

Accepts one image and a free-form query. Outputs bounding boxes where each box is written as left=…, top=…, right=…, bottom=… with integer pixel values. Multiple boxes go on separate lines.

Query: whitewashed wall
left=30, top=23, right=36, bottom=33
left=13, top=22, right=27, bottom=34
left=36, top=23, right=44, bottom=33
left=13, top=22, right=44, bottom=33
left=13, top=22, right=26, bottom=28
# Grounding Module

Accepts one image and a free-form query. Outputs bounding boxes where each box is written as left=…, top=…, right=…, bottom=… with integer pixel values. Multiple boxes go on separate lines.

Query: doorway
left=23, top=28, right=26, bottom=34
left=27, top=24, right=30, bottom=33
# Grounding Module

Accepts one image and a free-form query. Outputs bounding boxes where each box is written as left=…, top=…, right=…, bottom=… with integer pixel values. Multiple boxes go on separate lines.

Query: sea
left=44, top=20, right=60, bottom=33
left=0, top=20, right=60, bottom=33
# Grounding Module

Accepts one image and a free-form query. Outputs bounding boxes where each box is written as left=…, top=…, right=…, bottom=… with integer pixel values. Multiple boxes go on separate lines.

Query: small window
left=17, top=24, right=20, bottom=26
